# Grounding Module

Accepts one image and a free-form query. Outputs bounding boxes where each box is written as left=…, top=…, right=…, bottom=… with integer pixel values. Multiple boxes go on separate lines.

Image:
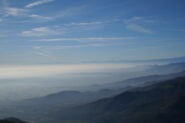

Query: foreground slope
left=0, top=118, right=27, bottom=123
left=44, top=77, right=185, bottom=123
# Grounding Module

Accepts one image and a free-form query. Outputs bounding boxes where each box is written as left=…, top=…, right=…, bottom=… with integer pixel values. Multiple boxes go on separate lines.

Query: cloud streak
left=124, top=16, right=154, bottom=34
left=0, top=4, right=85, bottom=24
left=33, top=43, right=112, bottom=51
left=64, top=21, right=104, bottom=26
left=36, top=37, right=133, bottom=42
left=21, top=20, right=105, bottom=37
left=29, top=14, right=53, bottom=21
left=127, top=23, right=152, bottom=34
left=0, top=7, right=53, bottom=22
left=25, top=0, right=55, bottom=8
left=22, top=27, right=62, bottom=36
left=124, top=16, right=156, bottom=24
left=3, top=8, right=28, bottom=17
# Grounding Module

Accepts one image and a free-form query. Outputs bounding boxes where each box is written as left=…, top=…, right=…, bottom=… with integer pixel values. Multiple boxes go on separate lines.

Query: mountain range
left=86, top=56, right=185, bottom=64
left=41, top=77, right=185, bottom=123
left=5, top=70, right=185, bottom=121
left=1, top=62, right=185, bottom=123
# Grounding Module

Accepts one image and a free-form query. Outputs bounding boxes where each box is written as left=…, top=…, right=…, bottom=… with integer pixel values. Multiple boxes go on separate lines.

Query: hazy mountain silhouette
left=3, top=70, right=185, bottom=122
left=1, top=61, right=185, bottom=122
left=92, top=70, right=185, bottom=90
left=43, top=77, right=185, bottom=123
left=146, top=62, right=185, bottom=74
left=4, top=89, right=123, bottom=121
left=0, top=118, right=27, bottom=123
left=87, top=56, right=185, bottom=64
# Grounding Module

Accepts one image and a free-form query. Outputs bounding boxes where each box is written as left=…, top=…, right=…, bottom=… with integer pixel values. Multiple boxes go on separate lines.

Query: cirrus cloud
left=25, top=0, right=55, bottom=8
left=36, top=37, right=133, bottom=42
left=22, top=27, right=61, bottom=37
left=126, top=23, right=153, bottom=34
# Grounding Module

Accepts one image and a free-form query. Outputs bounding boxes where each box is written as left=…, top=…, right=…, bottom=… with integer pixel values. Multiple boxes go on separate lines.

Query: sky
left=0, top=0, right=185, bottom=78
left=0, top=0, right=185, bottom=100
left=0, top=0, right=185, bottom=65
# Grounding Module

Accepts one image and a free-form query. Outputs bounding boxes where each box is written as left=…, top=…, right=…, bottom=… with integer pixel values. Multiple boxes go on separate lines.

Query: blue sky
left=0, top=0, right=185, bottom=100
left=0, top=0, right=185, bottom=65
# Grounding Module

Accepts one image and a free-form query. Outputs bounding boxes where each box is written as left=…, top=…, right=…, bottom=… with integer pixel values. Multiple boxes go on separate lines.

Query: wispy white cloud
left=36, top=37, right=132, bottom=42
left=53, top=21, right=105, bottom=34
left=34, top=51, right=50, bottom=57
left=25, top=0, right=55, bottom=8
left=31, top=46, right=55, bottom=60
left=22, top=27, right=62, bottom=37
left=3, top=8, right=28, bottom=17
left=29, top=6, right=85, bottom=22
left=33, top=43, right=111, bottom=51
left=0, top=7, right=53, bottom=22
left=78, top=22, right=104, bottom=25
left=124, top=16, right=154, bottom=34
left=65, top=22, right=104, bottom=26
left=21, top=21, right=105, bottom=37
left=124, top=16, right=156, bottom=23
left=29, top=14, right=53, bottom=21
left=0, top=0, right=55, bottom=22
left=0, top=4, right=85, bottom=23
left=124, top=16, right=143, bottom=23
left=126, top=23, right=152, bottom=34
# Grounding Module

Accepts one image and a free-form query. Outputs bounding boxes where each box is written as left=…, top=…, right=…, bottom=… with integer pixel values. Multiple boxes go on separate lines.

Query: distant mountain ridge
left=1, top=62, right=185, bottom=123
left=3, top=70, right=185, bottom=122
left=96, top=70, right=185, bottom=89
left=146, top=62, right=185, bottom=74
left=85, top=56, right=185, bottom=64
left=44, top=77, right=185, bottom=123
